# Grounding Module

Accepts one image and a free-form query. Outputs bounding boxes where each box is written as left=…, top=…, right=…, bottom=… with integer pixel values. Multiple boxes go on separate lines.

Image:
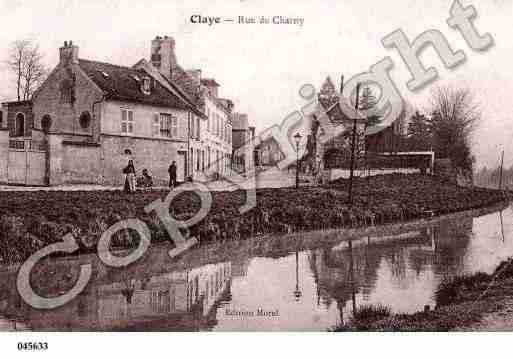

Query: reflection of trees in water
left=308, top=216, right=474, bottom=316
left=0, top=215, right=476, bottom=331
left=386, top=247, right=408, bottom=282
left=431, top=217, right=473, bottom=279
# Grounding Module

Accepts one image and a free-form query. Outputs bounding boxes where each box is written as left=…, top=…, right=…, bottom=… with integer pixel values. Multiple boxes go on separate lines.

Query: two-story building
left=148, top=36, right=233, bottom=181
left=0, top=40, right=205, bottom=186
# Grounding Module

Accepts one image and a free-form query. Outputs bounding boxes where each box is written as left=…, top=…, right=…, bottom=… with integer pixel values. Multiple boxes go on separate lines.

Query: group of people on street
left=122, top=159, right=178, bottom=194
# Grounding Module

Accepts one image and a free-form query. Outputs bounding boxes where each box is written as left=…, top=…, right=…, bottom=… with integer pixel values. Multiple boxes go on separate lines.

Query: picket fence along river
left=0, top=204, right=512, bottom=331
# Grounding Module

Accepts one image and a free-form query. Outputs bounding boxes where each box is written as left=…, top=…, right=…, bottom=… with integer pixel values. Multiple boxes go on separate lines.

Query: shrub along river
left=0, top=202, right=512, bottom=331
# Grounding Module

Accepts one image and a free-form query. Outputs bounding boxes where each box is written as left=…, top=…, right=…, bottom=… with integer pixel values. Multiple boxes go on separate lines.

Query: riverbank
left=0, top=199, right=506, bottom=330
left=0, top=174, right=507, bottom=264
left=333, top=256, right=513, bottom=331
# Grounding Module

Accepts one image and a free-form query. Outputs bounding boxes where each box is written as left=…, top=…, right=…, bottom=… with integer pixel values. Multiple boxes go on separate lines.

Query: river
left=0, top=204, right=512, bottom=331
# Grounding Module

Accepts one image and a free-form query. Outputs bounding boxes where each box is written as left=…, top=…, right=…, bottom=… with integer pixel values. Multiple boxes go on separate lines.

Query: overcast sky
left=0, top=0, right=511, bottom=169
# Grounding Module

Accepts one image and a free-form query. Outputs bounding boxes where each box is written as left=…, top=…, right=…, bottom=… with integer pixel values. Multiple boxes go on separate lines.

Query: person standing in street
left=168, top=160, right=177, bottom=189
left=123, top=159, right=136, bottom=193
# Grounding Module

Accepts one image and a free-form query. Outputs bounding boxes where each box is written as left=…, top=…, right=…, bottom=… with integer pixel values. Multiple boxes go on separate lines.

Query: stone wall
left=46, top=133, right=187, bottom=186
left=100, top=135, right=186, bottom=185
left=0, top=129, right=8, bottom=182
left=60, top=142, right=102, bottom=184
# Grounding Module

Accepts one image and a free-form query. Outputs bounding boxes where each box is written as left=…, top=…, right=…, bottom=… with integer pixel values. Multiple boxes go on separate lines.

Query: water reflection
left=308, top=220, right=471, bottom=322
left=0, top=204, right=512, bottom=331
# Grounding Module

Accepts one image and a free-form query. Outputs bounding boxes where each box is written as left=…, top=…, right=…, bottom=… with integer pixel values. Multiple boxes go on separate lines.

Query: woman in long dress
left=123, top=159, right=136, bottom=193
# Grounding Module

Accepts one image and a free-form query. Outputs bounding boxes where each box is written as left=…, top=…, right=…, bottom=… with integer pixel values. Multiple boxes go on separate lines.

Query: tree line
left=361, top=85, right=480, bottom=176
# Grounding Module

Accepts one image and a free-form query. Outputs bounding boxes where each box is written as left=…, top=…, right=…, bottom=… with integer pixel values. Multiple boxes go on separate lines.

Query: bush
left=332, top=304, right=392, bottom=331
left=492, top=258, right=513, bottom=280
left=435, top=272, right=492, bottom=307
left=353, top=304, right=392, bottom=322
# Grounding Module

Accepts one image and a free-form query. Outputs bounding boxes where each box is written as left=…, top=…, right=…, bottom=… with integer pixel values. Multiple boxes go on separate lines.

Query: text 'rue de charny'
left=190, top=15, right=305, bottom=27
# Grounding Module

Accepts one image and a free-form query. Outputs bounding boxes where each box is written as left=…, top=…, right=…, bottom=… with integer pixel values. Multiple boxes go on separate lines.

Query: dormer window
left=142, top=77, right=151, bottom=95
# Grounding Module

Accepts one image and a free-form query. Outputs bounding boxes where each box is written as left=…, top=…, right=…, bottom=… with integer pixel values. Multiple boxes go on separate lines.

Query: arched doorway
left=15, top=113, right=25, bottom=137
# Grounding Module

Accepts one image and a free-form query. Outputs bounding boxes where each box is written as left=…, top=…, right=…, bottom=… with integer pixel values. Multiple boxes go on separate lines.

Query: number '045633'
left=17, top=342, right=48, bottom=351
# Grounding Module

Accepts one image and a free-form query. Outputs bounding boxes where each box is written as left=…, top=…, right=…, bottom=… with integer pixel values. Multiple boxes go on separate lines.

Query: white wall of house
left=101, top=100, right=189, bottom=141
left=202, top=96, right=232, bottom=176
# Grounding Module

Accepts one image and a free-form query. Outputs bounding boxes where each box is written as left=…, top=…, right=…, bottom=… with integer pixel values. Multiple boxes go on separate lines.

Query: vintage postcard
left=0, top=0, right=512, bottom=355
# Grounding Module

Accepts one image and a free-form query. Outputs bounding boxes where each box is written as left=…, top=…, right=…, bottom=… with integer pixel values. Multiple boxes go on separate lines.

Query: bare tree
left=5, top=39, right=48, bottom=101
left=428, top=86, right=481, bottom=174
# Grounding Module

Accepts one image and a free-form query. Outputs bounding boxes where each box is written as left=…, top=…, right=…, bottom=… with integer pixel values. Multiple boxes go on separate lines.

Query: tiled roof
left=79, top=59, right=190, bottom=110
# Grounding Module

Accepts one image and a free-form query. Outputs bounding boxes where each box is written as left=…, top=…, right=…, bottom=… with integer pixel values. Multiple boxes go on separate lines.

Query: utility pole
left=348, top=238, right=356, bottom=315
left=348, top=83, right=361, bottom=207
left=499, top=150, right=504, bottom=190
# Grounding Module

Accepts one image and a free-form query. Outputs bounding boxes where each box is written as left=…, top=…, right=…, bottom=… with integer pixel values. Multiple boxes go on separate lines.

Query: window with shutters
left=121, top=109, right=134, bottom=134
left=142, top=77, right=151, bottom=95
left=154, top=113, right=178, bottom=138
left=152, top=114, right=160, bottom=136
left=171, top=115, right=178, bottom=138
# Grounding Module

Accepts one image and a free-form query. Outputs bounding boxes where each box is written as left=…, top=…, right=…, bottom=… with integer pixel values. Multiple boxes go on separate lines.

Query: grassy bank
left=333, top=258, right=513, bottom=331
left=0, top=174, right=507, bottom=265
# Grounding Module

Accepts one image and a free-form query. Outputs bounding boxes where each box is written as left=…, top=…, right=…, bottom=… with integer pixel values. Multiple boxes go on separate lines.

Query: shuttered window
left=159, top=113, right=172, bottom=137
left=152, top=114, right=160, bottom=136
left=121, top=109, right=134, bottom=134
left=151, top=113, right=179, bottom=138
left=171, top=116, right=178, bottom=138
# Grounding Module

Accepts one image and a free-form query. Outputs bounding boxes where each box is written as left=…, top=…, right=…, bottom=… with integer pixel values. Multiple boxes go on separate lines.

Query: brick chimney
left=151, top=35, right=178, bottom=79
left=59, top=40, right=79, bottom=65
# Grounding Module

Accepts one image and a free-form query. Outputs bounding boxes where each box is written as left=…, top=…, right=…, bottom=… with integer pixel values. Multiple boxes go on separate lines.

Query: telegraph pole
left=348, top=83, right=361, bottom=207
left=498, top=150, right=504, bottom=190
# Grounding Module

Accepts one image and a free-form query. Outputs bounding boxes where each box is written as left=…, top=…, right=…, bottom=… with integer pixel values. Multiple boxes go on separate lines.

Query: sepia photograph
left=0, top=0, right=512, bottom=356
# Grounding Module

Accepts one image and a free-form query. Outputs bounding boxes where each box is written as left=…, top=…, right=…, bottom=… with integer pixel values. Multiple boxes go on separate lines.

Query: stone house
left=231, top=113, right=256, bottom=174
left=255, top=137, right=285, bottom=167
left=147, top=36, right=233, bottom=181
left=0, top=40, right=205, bottom=186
